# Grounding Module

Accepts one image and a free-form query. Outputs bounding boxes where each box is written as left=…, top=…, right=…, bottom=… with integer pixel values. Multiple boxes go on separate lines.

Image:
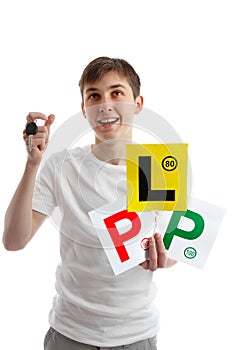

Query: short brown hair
left=79, top=56, right=141, bottom=101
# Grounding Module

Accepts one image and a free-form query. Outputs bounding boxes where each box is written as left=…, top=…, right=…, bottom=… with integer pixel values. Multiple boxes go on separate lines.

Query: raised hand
left=23, top=112, right=55, bottom=165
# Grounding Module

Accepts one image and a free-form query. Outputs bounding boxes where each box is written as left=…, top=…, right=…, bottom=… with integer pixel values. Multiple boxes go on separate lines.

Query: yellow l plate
left=126, top=143, right=188, bottom=211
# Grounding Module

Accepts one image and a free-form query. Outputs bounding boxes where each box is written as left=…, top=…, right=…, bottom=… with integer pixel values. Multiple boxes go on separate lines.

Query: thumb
left=44, top=114, right=55, bottom=130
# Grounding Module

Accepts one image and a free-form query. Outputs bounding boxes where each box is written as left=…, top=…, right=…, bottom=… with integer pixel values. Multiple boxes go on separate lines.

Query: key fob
left=26, top=122, right=38, bottom=135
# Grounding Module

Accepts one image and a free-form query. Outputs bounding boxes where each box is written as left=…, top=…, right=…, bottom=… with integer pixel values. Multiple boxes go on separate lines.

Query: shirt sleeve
left=32, top=155, right=58, bottom=217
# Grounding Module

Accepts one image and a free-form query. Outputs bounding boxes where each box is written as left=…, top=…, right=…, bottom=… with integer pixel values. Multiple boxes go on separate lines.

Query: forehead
left=83, top=71, right=131, bottom=94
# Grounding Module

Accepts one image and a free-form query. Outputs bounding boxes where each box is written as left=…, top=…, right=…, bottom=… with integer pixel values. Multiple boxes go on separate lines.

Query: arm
left=3, top=162, right=47, bottom=250
left=2, top=112, right=55, bottom=251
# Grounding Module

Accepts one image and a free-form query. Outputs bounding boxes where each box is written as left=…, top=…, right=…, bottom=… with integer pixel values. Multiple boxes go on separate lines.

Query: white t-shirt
left=32, top=145, right=160, bottom=347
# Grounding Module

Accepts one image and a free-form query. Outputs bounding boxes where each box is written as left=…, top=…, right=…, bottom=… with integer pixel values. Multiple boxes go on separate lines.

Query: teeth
left=98, top=118, right=119, bottom=125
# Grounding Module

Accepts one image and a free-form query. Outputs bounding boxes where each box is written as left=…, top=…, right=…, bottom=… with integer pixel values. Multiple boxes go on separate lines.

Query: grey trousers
left=44, top=327, right=157, bottom=350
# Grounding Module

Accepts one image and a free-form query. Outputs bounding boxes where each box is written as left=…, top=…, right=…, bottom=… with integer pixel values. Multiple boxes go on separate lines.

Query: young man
left=3, top=57, right=176, bottom=349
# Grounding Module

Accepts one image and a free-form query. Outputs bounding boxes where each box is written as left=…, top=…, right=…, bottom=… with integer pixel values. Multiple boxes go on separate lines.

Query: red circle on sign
left=141, top=238, right=149, bottom=250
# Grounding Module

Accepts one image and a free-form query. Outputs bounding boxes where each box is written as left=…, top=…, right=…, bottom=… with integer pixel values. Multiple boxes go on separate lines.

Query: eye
left=89, top=93, right=100, bottom=100
left=112, top=90, right=123, bottom=97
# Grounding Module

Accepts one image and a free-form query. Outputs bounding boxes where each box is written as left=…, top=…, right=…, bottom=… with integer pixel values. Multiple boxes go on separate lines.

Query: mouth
left=97, top=117, right=120, bottom=126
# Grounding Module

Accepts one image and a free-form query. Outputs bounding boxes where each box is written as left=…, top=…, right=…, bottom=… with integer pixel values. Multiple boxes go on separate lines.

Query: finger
left=26, top=136, right=46, bottom=151
left=155, top=233, right=167, bottom=268
left=148, top=236, right=158, bottom=271
left=140, top=260, right=150, bottom=270
left=26, top=112, right=48, bottom=124
left=23, top=129, right=47, bottom=142
left=24, top=129, right=47, bottom=149
left=44, top=114, right=55, bottom=131
left=36, top=125, right=49, bottom=137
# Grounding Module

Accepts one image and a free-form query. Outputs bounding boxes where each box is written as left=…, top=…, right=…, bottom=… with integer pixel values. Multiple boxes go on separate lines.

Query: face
left=81, top=71, right=143, bottom=144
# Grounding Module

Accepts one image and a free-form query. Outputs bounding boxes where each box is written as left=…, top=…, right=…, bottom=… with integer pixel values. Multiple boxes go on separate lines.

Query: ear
left=135, top=95, right=143, bottom=115
left=81, top=102, right=86, bottom=118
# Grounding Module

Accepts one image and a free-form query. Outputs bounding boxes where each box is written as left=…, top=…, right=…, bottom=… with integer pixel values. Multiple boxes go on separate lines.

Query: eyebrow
left=84, top=84, right=127, bottom=95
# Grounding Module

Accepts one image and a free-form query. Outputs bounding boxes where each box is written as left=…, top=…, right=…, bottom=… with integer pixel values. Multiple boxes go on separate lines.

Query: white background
left=0, top=0, right=232, bottom=349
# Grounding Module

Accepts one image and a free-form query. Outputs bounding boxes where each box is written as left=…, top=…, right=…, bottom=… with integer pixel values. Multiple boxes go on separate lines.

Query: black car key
left=26, top=122, right=38, bottom=151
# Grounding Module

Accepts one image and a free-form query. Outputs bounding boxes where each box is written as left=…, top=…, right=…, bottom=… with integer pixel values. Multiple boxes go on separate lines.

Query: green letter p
left=163, top=210, right=205, bottom=250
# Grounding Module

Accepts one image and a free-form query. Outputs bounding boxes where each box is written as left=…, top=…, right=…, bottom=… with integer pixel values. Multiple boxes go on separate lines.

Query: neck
left=91, top=139, right=132, bottom=165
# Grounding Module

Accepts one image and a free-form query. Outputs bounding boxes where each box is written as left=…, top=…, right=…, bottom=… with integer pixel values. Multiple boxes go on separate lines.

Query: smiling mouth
left=97, top=118, right=119, bottom=125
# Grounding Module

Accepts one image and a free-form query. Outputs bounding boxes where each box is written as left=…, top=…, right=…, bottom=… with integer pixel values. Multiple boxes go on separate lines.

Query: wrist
left=25, top=159, right=40, bottom=174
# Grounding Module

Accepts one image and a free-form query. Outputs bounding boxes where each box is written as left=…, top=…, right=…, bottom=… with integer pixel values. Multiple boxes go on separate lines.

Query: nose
left=98, top=103, right=113, bottom=113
